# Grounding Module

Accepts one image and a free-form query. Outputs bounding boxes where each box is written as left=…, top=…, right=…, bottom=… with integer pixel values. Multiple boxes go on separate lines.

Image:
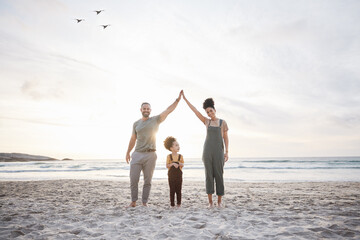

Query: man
left=126, top=90, right=182, bottom=207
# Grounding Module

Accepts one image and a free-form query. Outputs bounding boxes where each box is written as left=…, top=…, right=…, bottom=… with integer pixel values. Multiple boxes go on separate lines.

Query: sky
left=0, top=0, right=359, bottom=159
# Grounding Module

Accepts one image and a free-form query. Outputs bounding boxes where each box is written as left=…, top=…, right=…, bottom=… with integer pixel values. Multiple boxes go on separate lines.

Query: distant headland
left=0, top=153, right=72, bottom=162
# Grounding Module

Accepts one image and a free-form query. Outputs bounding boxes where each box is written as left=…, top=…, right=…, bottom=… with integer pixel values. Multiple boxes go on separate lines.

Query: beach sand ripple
left=1, top=180, right=359, bottom=239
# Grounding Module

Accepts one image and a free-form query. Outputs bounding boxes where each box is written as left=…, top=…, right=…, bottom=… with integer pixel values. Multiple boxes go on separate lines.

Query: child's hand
left=173, top=163, right=179, bottom=168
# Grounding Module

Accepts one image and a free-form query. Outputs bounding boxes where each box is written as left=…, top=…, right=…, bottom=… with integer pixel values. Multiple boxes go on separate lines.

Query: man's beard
left=142, top=112, right=150, bottom=118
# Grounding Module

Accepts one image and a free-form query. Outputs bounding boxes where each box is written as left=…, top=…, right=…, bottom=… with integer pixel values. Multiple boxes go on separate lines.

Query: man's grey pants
left=130, top=151, right=157, bottom=203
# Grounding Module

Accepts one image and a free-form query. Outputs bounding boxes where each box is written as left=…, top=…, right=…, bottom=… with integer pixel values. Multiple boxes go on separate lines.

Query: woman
left=182, top=91, right=229, bottom=207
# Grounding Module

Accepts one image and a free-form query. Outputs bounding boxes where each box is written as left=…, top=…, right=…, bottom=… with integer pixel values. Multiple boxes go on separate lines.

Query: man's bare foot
left=126, top=201, right=136, bottom=208
left=142, top=202, right=148, bottom=207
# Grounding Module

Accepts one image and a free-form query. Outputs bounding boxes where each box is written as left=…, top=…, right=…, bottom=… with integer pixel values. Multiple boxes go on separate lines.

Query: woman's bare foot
left=217, top=195, right=223, bottom=208
left=126, top=201, right=136, bottom=208
left=207, top=194, right=213, bottom=208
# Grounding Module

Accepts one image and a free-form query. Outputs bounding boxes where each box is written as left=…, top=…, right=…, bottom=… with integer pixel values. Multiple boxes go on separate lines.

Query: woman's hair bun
left=203, top=98, right=215, bottom=110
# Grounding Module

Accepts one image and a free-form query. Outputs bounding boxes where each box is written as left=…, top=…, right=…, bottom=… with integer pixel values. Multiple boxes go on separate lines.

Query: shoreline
left=1, top=180, right=359, bottom=239
left=1, top=177, right=360, bottom=183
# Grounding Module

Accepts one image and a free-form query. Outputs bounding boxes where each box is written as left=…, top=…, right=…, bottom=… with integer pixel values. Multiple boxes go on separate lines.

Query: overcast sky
left=0, top=0, right=359, bottom=159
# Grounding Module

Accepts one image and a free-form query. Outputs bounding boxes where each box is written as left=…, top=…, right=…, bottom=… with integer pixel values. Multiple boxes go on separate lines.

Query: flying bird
left=94, top=10, right=105, bottom=15
left=75, top=19, right=85, bottom=23
left=100, top=24, right=111, bottom=29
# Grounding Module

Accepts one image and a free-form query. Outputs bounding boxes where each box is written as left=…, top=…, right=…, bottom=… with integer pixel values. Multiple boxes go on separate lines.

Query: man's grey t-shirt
left=132, top=115, right=161, bottom=152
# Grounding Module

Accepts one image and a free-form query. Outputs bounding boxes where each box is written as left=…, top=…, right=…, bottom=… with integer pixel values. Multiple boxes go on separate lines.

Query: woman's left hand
left=224, top=153, right=229, bottom=162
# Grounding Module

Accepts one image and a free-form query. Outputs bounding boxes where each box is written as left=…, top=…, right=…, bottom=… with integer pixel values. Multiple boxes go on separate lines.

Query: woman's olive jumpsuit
left=202, top=119, right=224, bottom=196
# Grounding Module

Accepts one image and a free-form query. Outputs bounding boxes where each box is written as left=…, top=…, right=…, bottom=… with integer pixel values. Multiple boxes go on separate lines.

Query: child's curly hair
left=164, top=136, right=176, bottom=151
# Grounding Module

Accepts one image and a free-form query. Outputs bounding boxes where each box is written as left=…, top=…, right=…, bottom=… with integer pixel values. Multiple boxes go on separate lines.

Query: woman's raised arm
left=182, top=91, right=206, bottom=124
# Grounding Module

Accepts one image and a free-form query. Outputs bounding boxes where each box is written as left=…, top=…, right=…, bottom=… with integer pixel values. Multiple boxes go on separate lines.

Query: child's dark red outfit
left=167, top=154, right=183, bottom=206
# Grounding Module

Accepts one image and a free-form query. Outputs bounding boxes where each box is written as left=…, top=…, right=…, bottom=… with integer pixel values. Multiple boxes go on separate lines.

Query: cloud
left=330, top=114, right=360, bottom=128
left=0, top=116, right=70, bottom=127
left=10, top=0, right=68, bottom=16
left=21, top=79, right=64, bottom=100
left=218, top=96, right=295, bottom=126
left=0, top=32, right=106, bottom=73
left=48, top=52, right=108, bottom=73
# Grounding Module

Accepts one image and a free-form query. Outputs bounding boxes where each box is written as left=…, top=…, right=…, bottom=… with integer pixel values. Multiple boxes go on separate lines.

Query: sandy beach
left=0, top=180, right=359, bottom=239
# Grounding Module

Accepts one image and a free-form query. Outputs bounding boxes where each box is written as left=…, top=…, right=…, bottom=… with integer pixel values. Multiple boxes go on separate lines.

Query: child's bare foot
left=207, top=202, right=213, bottom=208
left=126, top=201, right=136, bottom=208
left=217, top=202, right=223, bottom=208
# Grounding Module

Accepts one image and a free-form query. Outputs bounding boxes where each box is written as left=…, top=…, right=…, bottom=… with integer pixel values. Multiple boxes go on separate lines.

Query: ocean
left=0, top=157, right=359, bottom=182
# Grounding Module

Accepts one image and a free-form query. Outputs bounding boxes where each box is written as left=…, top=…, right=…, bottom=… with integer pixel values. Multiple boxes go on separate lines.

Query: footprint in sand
left=186, top=216, right=199, bottom=221
left=10, top=230, right=25, bottom=238
left=328, top=224, right=356, bottom=238
left=70, top=229, right=82, bottom=235
left=154, top=232, right=169, bottom=239
left=2, top=216, right=12, bottom=221
left=192, top=222, right=207, bottom=229
left=344, top=218, right=360, bottom=227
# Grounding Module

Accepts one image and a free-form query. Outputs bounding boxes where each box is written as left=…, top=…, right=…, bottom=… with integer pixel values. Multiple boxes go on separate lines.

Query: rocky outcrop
left=0, top=153, right=59, bottom=162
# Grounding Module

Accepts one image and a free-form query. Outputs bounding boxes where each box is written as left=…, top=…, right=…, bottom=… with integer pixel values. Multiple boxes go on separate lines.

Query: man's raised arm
left=159, top=90, right=182, bottom=123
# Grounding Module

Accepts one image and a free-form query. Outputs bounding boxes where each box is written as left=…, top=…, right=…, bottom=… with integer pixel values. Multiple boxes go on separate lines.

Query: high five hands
left=177, top=90, right=184, bottom=102
left=177, top=90, right=189, bottom=102
left=180, top=90, right=187, bottom=101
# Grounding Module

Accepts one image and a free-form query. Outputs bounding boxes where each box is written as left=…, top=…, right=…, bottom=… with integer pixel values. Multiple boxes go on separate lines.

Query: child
left=164, top=136, right=184, bottom=207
